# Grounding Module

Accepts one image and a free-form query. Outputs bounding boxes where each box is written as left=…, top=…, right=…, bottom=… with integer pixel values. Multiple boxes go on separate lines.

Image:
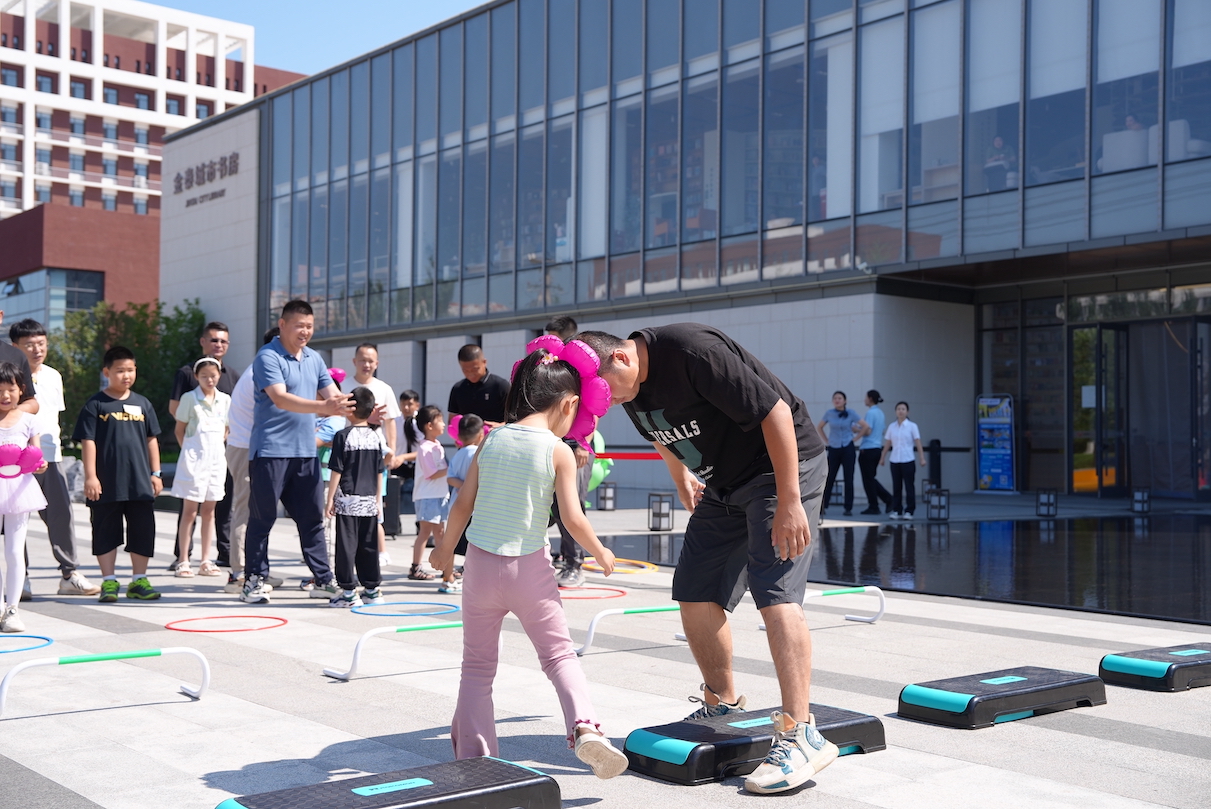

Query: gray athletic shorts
left=671, top=452, right=826, bottom=612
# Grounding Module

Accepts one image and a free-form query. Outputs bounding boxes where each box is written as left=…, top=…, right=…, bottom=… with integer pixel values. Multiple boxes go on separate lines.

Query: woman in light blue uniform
left=816, top=391, right=861, bottom=516
left=856, top=390, right=893, bottom=515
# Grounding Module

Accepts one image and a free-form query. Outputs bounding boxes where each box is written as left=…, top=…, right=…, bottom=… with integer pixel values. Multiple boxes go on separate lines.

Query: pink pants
left=450, top=543, right=600, bottom=758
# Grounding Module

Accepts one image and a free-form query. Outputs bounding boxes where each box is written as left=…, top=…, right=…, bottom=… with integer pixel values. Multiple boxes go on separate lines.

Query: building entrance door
left=1071, top=325, right=1128, bottom=495
left=1128, top=321, right=1194, bottom=499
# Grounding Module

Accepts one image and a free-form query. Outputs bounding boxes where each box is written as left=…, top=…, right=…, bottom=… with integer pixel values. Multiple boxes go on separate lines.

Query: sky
left=154, top=0, right=487, bottom=75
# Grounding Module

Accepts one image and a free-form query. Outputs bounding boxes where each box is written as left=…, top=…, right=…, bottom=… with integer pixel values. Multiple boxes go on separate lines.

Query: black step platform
left=1100, top=644, right=1211, bottom=692
left=623, top=705, right=885, bottom=785
left=214, top=757, right=560, bottom=809
left=898, top=666, right=1106, bottom=729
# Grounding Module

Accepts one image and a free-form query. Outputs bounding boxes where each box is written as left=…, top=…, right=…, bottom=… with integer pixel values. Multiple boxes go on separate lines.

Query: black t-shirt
left=170, top=362, right=239, bottom=401
left=0, top=342, right=36, bottom=404
left=71, top=390, right=161, bottom=502
left=623, top=323, right=823, bottom=492
left=447, top=372, right=510, bottom=423
left=328, top=424, right=386, bottom=516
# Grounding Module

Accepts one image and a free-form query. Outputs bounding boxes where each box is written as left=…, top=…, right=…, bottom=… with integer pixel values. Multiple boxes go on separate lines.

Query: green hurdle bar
left=575, top=605, right=681, bottom=656
left=324, top=622, right=464, bottom=681
left=0, top=647, right=210, bottom=718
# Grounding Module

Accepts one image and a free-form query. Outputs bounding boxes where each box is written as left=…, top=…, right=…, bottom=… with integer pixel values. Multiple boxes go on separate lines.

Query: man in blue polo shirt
left=242, top=299, right=353, bottom=605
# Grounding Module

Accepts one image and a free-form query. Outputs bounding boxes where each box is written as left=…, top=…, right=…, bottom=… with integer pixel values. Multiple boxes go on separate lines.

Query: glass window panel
left=393, top=45, right=414, bottom=162
left=440, top=26, right=463, bottom=146
left=350, top=62, right=370, bottom=175
left=577, top=258, right=609, bottom=301
left=861, top=0, right=904, bottom=24
left=762, top=226, right=804, bottom=279
left=415, top=282, right=434, bottom=321
left=293, top=87, right=310, bottom=191
left=580, top=0, right=609, bottom=105
left=579, top=105, right=609, bottom=258
left=644, top=248, right=679, bottom=294
left=610, top=253, right=642, bottom=298
left=648, top=0, right=680, bottom=87
left=1167, top=0, right=1211, bottom=162
left=1024, top=179, right=1084, bottom=245
left=685, top=0, right=719, bottom=77
left=271, top=196, right=291, bottom=312
left=328, top=179, right=349, bottom=327
left=614, top=0, right=643, bottom=97
left=462, top=276, right=486, bottom=317
left=721, top=60, right=760, bottom=235
left=807, top=218, right=852, bottom=271
left=1090, top=167, right=1157, bottom=237
left=1026, top=0, right=1087, bottom=186
left=906, top=199, right=957, bottom=259
left=372, top=54, right=392, bottom=168
left=369, top=167, right=391, bottom=327
left=312, top=77, right=330, bottom=184
left=809, top=32, right=854, bottom=221
left=518, top=124, right=545, bottom=267
left=272, top=95, right=292, bottom=197
left=463, top=140, right=488, bottom=276
left=764, top=47, right=805, bottom=226
left=549, top=0, right=575, bottom=113
left=724, top=0, right=760, bottom=64
left=721, top=233, right=759, bottom=284
left=490, top=133, right=516, bottom=272
left=1093, top=0, right=1160, bottom=176
left=611, top=95, right=644, bottom=252
left=490, top=272, right=515, bottom=312
left=415, top=154, right=437, bottom=285
left=547, top=115, right=575, bottom=261
left=812, top=0, right=854, bottom=38
left=519, top=0, right=544, bottom=121
left=1164, top=158, right=1211, bottom=228
left=416, top=36, right=437, bottom=153
left=982, top=301, right=1020, bottom=329
left=855, top=209, right=902, bottom=267
left=310, top=185, right=328, bottom=312
left=546, top=263, right=574, bottom=306
left=347, top=174, right=369, bottom=329
left=646, top=85, right=680, bottom=248
left=683, top=73, right=720, bottom=242
left=331, top=70, right=350, bottom=180
left=681, top=240, right=718, bottom=288
left=393, top=162, right=414, bottom=297
left=909, top=1, right=958, bottom=204
left=858, top=16, right=904, bottom=213
left=437, top=148, right=461, bottom=281
left=965, top=0, right=1021, bottom=195
left=964, top=190, right=1019, bottom=253
left=437, top=280, right=460, bottom=318
left=291, top=191, right=309, bottom=298
left=465, top=14, right=489, bottom=141
left=517, top=267, right=544, bottom=309
left=492, top=4, right=517, bottom=129
left=766, top=0, right=805, bottom=51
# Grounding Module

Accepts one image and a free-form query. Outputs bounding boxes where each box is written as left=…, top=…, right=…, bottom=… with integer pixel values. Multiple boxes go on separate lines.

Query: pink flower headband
left=512, top=335, right=611, bottom=449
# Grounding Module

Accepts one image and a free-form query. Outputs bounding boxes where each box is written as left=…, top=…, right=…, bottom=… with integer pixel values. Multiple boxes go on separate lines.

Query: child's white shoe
left=574, top=723, right=628, bottom=779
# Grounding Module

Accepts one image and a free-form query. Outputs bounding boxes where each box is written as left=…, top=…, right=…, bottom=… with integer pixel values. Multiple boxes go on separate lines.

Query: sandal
left=197, top=561, right=222, bottom=577
left=408, top=564, right=436, bottom=581
left=174, top=565, right=194, bottom=578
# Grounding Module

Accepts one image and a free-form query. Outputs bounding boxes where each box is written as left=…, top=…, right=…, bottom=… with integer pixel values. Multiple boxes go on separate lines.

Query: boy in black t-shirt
left=72, top=346, right=164, bottom=603
left=325, top=387, right=392, bottom=608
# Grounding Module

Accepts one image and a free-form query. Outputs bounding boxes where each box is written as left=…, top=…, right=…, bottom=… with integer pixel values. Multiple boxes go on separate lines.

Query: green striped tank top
left=466, top=423, right=559, bottom=557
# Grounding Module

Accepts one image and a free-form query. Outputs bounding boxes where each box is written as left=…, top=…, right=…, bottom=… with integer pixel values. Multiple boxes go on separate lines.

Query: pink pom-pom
left=447, top=414, right=463, bottom=446
left=580, top=376, right=611, bottom=417
left=18, top=446, right=43, bottom=474
left=557, top=340, right=601, bottom=380
left=525, top=334, right=565, bottom=356
left=566, top=409, right=598, bottom=450
left=0, top=444, right=25, bottom=478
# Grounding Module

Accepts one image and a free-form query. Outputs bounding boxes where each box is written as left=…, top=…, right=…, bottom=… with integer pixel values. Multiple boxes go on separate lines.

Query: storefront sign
left=976, top=394, right=1016, bottom=492
left=173, top=152, right=240, bottom=194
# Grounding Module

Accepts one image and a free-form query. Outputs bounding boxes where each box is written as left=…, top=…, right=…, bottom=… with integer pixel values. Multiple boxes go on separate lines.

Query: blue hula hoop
left=0, top=635, right=54, bottom=654
left=350, top=601, right=461, bottom=617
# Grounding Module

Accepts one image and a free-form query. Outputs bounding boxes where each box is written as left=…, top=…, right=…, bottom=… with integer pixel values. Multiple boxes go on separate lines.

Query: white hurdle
left=758, top=586, right=887, bottom=630
left=324, top=622, right=464, bottom=681
left=0, top=647, right=210, bottom=718
left=575, top=605, right=681, bottom=656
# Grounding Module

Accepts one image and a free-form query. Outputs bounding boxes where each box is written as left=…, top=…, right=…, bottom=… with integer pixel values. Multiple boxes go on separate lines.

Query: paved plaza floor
left=1, top=503, right=1208, bottom=809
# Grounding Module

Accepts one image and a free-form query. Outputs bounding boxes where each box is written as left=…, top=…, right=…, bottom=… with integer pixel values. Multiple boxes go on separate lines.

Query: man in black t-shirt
left=579, top=324, right=836, bottom=794
left=168, top=321, right=239, bottom=571
left=446, top=344, right=509, bottom=426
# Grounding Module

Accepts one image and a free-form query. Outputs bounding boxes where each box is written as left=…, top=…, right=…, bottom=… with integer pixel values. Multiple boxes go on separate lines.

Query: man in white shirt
left=348, top=343, right=402, bottom=564
left=10, top=317, right=99, bottom=596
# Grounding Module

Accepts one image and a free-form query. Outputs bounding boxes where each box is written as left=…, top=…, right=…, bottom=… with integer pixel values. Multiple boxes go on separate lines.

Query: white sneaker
left=743, top=712, right=838, bottom=794
left=58, top=571, right=102, bottom=596
left=887, top=511, right=903, bottom=521
left=573, top=724, right=628, bottom=779
left=378, top=552, right=391, bottom=566
left=240, top=575, right=272, bottom=604
left=329, top=589, right=363, bottom=608
left=1, top=605, right=26, bottom=633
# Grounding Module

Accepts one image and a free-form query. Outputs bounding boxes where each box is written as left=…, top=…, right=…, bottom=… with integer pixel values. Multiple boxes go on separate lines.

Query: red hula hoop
left=165, top=615, right=289, bottom=632
left=558, top=586, right=628, bottom=600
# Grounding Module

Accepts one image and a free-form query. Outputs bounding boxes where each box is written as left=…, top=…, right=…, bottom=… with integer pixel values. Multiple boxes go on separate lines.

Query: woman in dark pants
left=856, top=390, right=893, bottom=515
left=817, top=391, right=861, bottom=516
left=879, top=401, right=927, bottom=520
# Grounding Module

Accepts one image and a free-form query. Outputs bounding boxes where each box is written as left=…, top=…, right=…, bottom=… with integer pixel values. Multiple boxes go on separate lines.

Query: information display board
left=976, top=395, right=1016, bottom=492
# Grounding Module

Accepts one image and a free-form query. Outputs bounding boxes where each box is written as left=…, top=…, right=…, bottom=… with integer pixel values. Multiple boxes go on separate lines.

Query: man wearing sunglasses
left=168, top=321, right=240, bottom=573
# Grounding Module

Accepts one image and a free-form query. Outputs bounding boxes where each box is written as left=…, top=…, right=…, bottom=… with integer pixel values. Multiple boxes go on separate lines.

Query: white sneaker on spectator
left=58, top=571, right=101, bottom=595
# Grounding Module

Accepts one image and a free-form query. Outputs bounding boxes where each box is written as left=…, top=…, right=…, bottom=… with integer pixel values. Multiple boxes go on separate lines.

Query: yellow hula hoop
left=582, top=557, right=659, bottom=574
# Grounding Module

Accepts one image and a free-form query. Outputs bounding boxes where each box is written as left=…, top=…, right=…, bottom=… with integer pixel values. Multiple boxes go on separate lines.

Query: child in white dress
left=0, top=361, right=48, bottom=632
left=170, top=358, right=231, bottom=577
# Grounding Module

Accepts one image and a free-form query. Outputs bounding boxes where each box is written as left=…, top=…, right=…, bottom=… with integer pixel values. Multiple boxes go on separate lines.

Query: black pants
left=858, top=448, right=892, bottom=511
left=823, top=444, right=856, bottom=511
left=334, top=513, right=381, bottom=591
left=174, top=469, right=234, bottom=564
left=245, top=456, right=332, bottom=583
left=890, top=461, right=917, bottom=516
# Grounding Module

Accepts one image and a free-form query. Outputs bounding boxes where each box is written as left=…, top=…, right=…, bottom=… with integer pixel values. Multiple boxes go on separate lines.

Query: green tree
left=49, top=299, right=206, bottom=448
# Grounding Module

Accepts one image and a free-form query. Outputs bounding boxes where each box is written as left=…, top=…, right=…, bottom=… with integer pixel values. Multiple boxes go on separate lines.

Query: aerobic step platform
left=624, top=705, right=885, bottom=785
left=1099, top=644, right=1211, bottom=692
left=214, top=758, right=559, bottom=809
left=898, top=666, right=1106, bottom=729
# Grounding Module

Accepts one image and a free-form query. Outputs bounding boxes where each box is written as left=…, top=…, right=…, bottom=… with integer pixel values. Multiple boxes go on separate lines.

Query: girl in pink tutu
left=0, top=361, right=48, bottom=633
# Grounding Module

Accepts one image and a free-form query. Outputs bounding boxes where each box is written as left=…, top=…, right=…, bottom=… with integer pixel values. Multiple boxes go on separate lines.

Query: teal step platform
left=898, top=666, right=1106, bottom=729
left=1100, top=644, right=1211, bottom=692
left=214, top=757, right=559, bottom=809
left=623, top=705, right=885, bottom=785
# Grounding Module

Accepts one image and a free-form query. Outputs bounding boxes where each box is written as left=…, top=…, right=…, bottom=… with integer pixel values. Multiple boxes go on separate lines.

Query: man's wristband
left=151, top=470, right=162, bottom=478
